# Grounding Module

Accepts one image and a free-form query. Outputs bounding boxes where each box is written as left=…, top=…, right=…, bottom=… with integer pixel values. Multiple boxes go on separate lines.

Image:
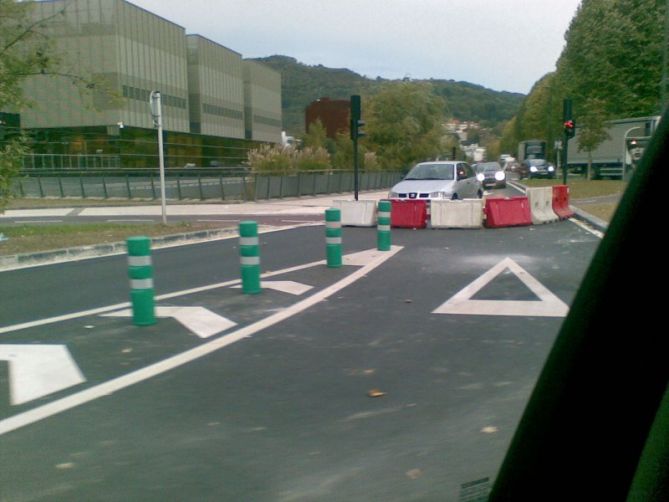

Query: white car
left=389, top=161, right=483, bottom=200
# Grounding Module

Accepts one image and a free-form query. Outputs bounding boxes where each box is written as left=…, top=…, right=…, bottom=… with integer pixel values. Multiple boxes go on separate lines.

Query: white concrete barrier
left=333, top=200, right=378, bottom=227
left=526, top=187, right=559, bottom=224
left=430, top=199, right=483, bottom=229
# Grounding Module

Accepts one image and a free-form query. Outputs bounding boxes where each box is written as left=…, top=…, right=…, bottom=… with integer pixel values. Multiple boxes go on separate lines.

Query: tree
left=0, top=0, right=107, bottom=210
left=0, top=0, right=64, bottom=210
left=577, top=98, right=611, bottom=179
left=365, top=82, right=446, bottom=171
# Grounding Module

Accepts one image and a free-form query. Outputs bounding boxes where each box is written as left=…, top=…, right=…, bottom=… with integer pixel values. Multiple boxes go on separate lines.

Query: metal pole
left=150, top=91, right=167, bottom=224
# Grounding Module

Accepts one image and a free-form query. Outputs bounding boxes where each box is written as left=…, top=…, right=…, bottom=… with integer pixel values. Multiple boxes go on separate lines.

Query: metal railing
left=11, top=169, right=402, bottom=202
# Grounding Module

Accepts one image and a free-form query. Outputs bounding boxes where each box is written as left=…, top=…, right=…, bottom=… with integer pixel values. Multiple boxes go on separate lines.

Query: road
left=0, top=216, right=601, bottom=501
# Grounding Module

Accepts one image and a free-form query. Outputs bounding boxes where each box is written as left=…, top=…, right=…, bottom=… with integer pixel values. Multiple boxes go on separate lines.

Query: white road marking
left=568, top=217, right=605, bottom=238
left=433, top=257, right=569, bottom=317
left=231, top=281, right=313, bottom=295
left=103, top=306, right=237, bottom=338
left=0, top=246, right=402, bottom=436
left=0, top=345, right=85, bottom=405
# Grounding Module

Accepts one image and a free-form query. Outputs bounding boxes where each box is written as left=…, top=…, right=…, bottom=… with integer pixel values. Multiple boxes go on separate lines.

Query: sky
left=128, top=0, right=582, bottom=95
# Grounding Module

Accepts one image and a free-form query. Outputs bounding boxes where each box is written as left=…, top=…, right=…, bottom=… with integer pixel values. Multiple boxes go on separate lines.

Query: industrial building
left=6, top=0, right=282, bottom=168
left=305, top=98, right=350, bottom=139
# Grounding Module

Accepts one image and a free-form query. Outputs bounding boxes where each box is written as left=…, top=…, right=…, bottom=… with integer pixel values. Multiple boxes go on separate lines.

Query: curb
left=0, top=227, right=238, bottom=271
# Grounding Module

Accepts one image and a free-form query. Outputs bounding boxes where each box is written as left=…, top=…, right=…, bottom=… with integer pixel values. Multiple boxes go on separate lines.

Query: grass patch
left=0, top=221, right=228, bottom=256
left=523, top=178, right=626, bottom=199
left=522, top=178, right=627, bottom=222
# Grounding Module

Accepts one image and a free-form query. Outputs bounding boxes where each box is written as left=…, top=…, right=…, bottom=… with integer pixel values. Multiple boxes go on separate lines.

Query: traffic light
left=564, top=119, right=576, bottom=138
left=350, top=95, right=365, bottom=140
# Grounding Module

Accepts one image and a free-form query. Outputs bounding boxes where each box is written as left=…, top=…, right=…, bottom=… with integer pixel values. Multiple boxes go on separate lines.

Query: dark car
left=475, top=162, right=507, bottom=188
left=520, top=158, right=556, bottom=179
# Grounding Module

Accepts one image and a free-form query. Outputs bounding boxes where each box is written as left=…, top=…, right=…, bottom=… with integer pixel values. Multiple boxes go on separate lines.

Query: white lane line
left=0, top=246, right=402, bottom=436
left=568, top=217, right=604, bottom=238
left=0, top=251, right=364, bottom=334
left=106, top=219, right=155, bottom=223
left=11, top=220, right=64, bottom=224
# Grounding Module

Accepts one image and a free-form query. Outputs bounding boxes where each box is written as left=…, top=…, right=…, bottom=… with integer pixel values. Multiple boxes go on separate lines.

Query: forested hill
left=251, top=55, right=525, bottom=135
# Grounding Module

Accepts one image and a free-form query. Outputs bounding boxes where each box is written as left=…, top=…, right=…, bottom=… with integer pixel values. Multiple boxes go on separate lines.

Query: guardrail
left=11, top=169, right=402, bottom=202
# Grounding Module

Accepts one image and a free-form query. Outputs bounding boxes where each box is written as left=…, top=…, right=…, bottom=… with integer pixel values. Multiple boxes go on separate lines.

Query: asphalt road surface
left=0, top=220, right=601, bottom=501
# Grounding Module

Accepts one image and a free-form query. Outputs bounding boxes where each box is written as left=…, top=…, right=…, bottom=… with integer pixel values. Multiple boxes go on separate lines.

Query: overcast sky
left=129, top=0, right=582, bottom=95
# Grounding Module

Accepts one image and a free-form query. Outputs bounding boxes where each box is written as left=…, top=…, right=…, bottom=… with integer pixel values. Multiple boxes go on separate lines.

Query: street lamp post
left=150, top=91, right=167, bottom=224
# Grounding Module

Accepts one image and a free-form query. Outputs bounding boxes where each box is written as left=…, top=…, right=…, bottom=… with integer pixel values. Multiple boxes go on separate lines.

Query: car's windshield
left=529, top=159, right=546, bottom=166
left=405, top=163, right=454, bottom=180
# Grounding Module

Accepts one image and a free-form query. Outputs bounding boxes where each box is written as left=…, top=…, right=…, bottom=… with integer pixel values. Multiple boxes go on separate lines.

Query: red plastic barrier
left=391, top=199, right=428, bottom=229
left=552, top=184, right=574, bottom=219
left=484, top=196, right=532, bottom=228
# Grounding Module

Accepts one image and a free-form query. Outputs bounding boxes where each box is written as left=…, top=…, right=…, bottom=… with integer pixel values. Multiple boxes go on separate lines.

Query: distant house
left=305, top=98, right=350, bottom=139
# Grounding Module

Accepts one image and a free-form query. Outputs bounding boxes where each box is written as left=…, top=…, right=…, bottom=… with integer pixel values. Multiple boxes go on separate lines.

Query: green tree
left=577, top=98, right=611, bottom=179
left=365, top=82, right=446, bottom=170
left=302, top=119, right=328, bottom=149
left=0, top=0, right=57, bottom=210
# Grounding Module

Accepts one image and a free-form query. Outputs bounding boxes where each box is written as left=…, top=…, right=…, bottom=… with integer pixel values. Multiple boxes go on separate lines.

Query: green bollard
left=377, top=200, right=392, bottom=251
left=325, top=208, right=342, bottom=268
left=239, top=220, right=262, bottom=294
left=127, top=236, right=156, bottom=326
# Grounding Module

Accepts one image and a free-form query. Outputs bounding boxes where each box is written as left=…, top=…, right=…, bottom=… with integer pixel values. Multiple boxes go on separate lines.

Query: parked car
left=389, top=161, right=483, bottom=200
left=475, top=161, right=507, bottom=189
left=519, top=158, right=556, bottom=179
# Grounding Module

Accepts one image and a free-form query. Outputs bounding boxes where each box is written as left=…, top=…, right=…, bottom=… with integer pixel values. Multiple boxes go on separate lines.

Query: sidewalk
left=0, top=191, right=391, bottom=270
left=1, top=191, right=392, bottom=219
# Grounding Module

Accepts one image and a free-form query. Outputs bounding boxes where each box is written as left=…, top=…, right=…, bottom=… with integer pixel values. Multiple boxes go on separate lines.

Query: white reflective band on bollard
left=239, top=237, right=259, bottom=246
left=128, top=256, right=152, bottom=267
left=131, top=278, right=154, bottom=290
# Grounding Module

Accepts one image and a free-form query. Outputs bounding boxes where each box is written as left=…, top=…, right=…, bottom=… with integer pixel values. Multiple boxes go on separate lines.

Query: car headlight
left=476, top=173, right=485, bottom=182
left=548, top=165, right=555, bottom=172
left=389, top=191, right=399, bottom=198
left=530, top=166, right=538, bottom=173
left=495, top=171, right=505, bottom=181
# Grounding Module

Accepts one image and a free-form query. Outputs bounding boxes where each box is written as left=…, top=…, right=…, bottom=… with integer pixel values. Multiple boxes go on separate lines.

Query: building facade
left=8, top=0, right=281, bottom=167
left=305, top=98, right=350, bottom=139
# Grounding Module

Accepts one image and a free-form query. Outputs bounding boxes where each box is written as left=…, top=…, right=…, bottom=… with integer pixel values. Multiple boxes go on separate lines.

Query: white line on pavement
left=0, top=246, right=402, bottom=436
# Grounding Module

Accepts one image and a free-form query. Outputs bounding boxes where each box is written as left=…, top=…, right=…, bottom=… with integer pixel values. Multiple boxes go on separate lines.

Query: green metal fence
left=11, top=169, right=403, bottom=202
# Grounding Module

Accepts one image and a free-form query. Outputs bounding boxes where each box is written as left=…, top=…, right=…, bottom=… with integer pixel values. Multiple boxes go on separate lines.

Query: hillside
left=251, top=55, right=525, bottom=135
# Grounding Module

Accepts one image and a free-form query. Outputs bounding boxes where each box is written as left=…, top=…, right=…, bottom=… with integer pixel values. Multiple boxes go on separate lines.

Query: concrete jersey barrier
left=430, top=199, right=483, bottom=229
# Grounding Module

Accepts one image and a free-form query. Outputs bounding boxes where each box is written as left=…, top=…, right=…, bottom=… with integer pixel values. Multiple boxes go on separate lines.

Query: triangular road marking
left=432, top=257, right=569, bottom=317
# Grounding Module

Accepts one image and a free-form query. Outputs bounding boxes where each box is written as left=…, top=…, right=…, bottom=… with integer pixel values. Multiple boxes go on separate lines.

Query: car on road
left=519, top=158, right=556, bottom=179
left=389, top=161, right=483, bottom=200
left=475, top=162, right=507, bottom=189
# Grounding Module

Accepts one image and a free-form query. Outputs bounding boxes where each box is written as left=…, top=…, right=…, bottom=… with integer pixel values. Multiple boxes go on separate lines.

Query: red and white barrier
left=551, top=185, right=574, bottom=219
left=484, top=196, right=532, bottom=228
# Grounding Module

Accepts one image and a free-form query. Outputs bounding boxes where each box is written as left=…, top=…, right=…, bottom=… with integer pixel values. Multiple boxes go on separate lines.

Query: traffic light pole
left=562, top=99, right=574, bottom=185
left=350, top=95, right=364, bottom=201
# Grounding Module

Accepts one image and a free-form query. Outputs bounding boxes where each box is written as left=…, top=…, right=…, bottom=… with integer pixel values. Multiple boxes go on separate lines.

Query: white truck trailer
left=566, top=116, right=660, bottom=179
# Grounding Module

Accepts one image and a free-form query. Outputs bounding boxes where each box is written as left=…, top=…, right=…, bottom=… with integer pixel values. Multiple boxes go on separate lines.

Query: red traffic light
left=564, top=120, right=574, bottom=129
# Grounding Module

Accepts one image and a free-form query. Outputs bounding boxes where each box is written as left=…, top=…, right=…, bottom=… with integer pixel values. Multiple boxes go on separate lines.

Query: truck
left=518, top=139, right=547, bottom=161
left=566, top=116, right=660, bottom=179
